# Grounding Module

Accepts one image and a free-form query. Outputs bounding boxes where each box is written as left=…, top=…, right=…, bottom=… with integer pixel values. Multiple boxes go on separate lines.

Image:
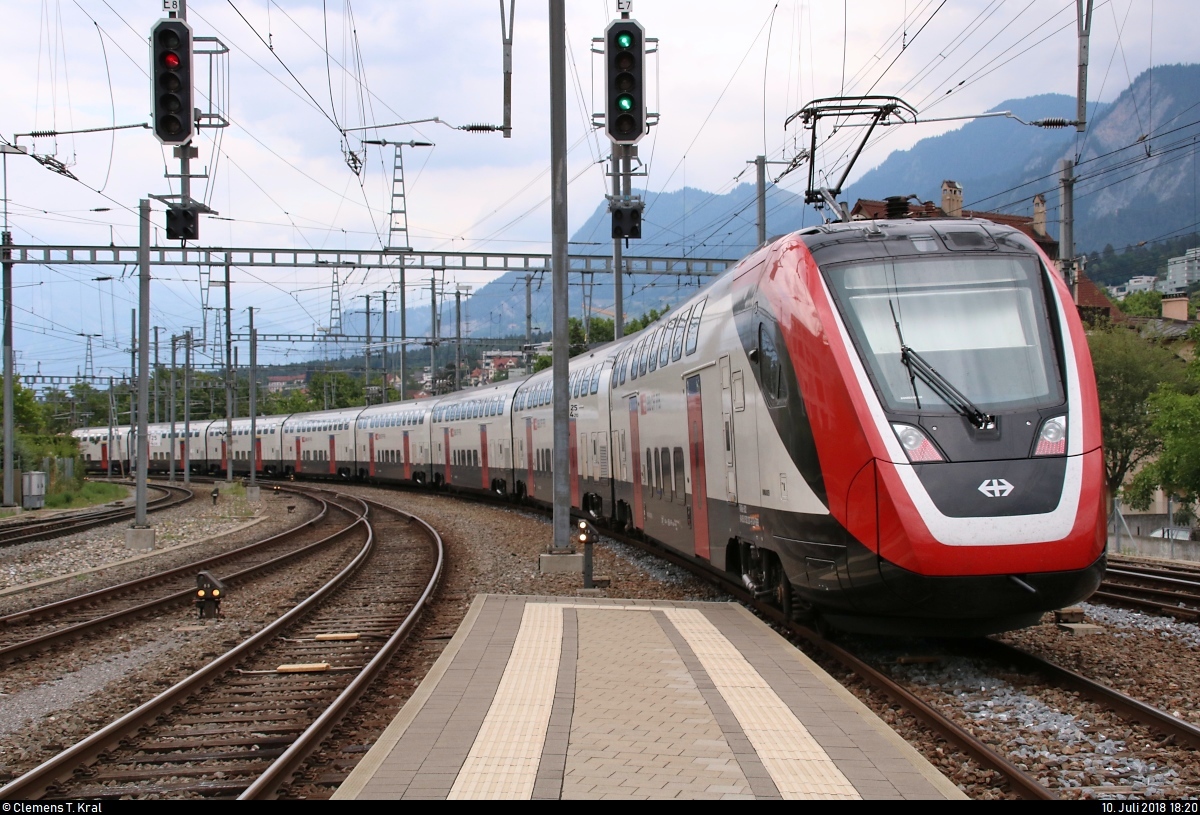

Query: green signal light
left=617, top=95, right=634, bottom=112
left=617, top=32, right=633, bottom=49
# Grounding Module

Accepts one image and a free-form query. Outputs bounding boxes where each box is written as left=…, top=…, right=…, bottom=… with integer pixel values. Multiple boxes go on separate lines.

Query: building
left=1165, top=248, right=1200, bottom=294
left=850, top=180, right=1060, bottom=260
left=267, top=375, right=306, bottom=394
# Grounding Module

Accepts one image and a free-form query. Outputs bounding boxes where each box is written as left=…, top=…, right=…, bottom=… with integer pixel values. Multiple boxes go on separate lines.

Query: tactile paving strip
left=448, top=602, right=563, bottom=799
left=662, top=608, right=860, bottom=800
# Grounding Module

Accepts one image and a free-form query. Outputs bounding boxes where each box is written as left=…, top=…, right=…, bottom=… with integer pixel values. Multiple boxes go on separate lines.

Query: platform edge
left=727, top=603, right=968, bottom=801
left=331, top=593, right=489, bottom=799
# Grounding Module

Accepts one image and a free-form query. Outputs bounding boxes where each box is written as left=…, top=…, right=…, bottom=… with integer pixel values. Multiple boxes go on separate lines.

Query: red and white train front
left=754, top=218, right=1106, bottom=635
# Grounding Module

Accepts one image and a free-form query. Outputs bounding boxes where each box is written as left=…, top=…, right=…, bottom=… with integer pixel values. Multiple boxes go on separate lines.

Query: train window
left=474, top=449, right=479, bottom=467
left=591, top=364, right=602, bottom=395
left=652, top=447, right=661, bottom=494
left=629, top=343, right=639, bottom=380
left=620, top=349, right=629, bottom=385
left=660, top=447, right=672, bottom=499
left=672, top=306, right=692, bottom=361
left=758, top=323, right=788, bottom=405
left=648, top=329, right=662, bottom=372
left=658, top=320, right=674, bottom=368
left=674, top=448, right=685, bottom=499
left=686, top=301, right=706, bottom=355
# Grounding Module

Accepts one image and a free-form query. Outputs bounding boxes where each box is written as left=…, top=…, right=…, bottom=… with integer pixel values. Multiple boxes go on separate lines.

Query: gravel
left=6, top=482, right=1200, bottom=801
left=0, top=486, right=268, bottom=593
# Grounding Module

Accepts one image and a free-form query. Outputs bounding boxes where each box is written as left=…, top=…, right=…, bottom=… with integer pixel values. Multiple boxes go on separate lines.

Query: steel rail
left=0, top=494, right=373, bottom=801
left=975, top=639, right=1200, bottom=751
left=241, top=495, right=445, bottom=799
left=0, top=488, right=328, bottom=627
left=0, top=483, right=192, bottom=546
left=0, top=495, right=358, bottom=664
left=377, top=484, right=1057, bottom=800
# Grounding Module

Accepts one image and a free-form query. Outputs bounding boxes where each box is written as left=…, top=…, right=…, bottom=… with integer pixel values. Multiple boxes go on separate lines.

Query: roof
left=851, top=199, right=1060, bottom=259
left=1075, top=274, right=1125, bottom=323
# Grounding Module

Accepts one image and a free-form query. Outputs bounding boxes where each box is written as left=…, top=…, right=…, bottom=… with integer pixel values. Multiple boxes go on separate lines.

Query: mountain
left=352, top=64, right=1200, bottom=344
left=845, top=64, right=1200, bottom=268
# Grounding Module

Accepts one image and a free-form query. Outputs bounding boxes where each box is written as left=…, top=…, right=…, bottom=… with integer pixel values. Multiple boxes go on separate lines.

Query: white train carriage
left=510, top=369, right=552, bottom=501
left=73, top=426, right=133, bottom=475
left=280, top=408, right=362, bottom=479
left=606, top=298, right=710, bottom=557
left=73, top=428, right=123, bottom=474
left=511, top=351, right=615, bottom=516
left=220, top=416, right=287, bottom=477
left=428, top=381, right=519, bottom=493
left=356, top=402, right=433, bottom=484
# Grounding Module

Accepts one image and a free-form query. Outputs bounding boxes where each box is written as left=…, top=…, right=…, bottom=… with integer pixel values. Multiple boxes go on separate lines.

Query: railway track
left=0, top=489, right=443, bottom=801
left=0, top=482, right=193, bottom=548
left=0, top=487, right=342, bottom=664
left=353, top=483, right=1059, bottom=799
left=1094, top=556, right=1200, bottom=620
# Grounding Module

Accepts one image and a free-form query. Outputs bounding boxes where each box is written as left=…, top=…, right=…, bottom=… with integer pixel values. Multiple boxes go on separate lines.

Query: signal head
left=605, top=19, right=646, bottom=145
left=151, top=19, right=194, bottom=146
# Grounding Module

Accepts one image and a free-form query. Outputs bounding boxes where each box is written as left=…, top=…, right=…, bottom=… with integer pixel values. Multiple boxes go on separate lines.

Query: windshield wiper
left=899, top=346, right=996, bottom=430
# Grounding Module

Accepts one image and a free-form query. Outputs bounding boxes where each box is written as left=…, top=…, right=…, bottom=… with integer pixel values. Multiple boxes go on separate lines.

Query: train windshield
left=825, top=254, right=1062, bottom=413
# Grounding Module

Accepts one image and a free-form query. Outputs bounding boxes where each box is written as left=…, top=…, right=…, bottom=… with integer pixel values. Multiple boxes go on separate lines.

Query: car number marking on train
left=978, top=478, right=1015, bottom=498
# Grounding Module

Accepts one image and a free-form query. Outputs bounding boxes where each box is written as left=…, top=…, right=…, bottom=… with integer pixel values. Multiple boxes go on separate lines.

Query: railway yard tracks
left=0, top=486, right=443, bottom=800
left=0, top=488, right=338, bottom=665
left=1094, top=555, right=1200, bottom=619
left=0, top=482, right=193, bottom=548
left=2, top=480, right=1198, bottom=800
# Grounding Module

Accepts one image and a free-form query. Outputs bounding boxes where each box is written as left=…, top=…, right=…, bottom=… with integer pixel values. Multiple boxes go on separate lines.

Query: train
left=74, top=217, right=1106, bottom=636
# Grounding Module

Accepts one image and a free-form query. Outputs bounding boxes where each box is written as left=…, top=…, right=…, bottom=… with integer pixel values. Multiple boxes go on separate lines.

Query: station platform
left=334, top=595, right=965, bottom=800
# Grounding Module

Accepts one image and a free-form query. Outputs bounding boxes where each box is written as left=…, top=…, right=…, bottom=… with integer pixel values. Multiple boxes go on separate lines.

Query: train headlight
left=891, top=423, right=943, bottom=463
left=1035, top=416, right=1067, bottom=456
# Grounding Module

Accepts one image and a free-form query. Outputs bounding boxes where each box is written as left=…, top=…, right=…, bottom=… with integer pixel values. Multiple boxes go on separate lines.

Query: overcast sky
left=0, top=0, right=1188, bottom=380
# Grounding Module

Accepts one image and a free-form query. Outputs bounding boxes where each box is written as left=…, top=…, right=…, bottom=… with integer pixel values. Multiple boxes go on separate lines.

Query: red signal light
left=164, top=52, right=181, bottom=69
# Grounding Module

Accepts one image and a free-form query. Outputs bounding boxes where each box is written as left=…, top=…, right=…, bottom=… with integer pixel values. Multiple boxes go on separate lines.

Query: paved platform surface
left=334, top=595, right=965, bottom=800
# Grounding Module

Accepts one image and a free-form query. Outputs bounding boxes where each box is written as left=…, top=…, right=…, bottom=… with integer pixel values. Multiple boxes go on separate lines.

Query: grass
left=41, top=480, right=129, bottom=510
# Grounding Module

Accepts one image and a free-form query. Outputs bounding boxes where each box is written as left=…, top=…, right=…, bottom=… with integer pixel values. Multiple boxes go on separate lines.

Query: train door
left=480, top=425, right=490, bottom=489
left=628, top=396, right=644, bottom=529
left=719, top=356, right=738, bottom=504
left=221, top=440, right=228, bottom=475
left=368, top=433, right=377, bottom=477
left=295, top=437, right=302, bottom=474
left=101, top=442, right=109, bottom=471
left=525, top=417, right=535, bottom=498
left=403, top=431, right=412, bottom=480
left=329, top=435, right=337, bottom=476
left=686, top=375, right=711, bottom=560
left=256, top=438, right=263, bottom=473
left=443, top=428, right=452, bottom=485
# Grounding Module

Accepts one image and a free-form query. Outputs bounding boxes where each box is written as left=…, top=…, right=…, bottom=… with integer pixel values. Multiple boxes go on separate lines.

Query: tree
left=533, top=354, right=552, bottom=373
left=1118, top=290, right=1163, bottom=318
left=1125, top=386, right=1200, bottom=510
left=1088, top=326, right=1190, bottom=502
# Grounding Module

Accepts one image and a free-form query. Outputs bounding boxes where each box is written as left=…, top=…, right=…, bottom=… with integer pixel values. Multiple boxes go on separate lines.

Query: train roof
left=794, top=217, right=1041, bottom=260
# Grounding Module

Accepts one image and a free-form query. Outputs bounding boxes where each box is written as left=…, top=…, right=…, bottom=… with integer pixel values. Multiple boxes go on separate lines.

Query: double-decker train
left=75, top=217, right=1106, bottom=635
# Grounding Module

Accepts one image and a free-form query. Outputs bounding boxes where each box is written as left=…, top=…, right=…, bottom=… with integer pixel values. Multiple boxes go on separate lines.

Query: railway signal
left=612, top=202, right=642, bottom=240
left=151, top=18, right=194, bottom=145
left=195, top=571, right=226, bottom=619
left=165, top=205, right=199, bottom=241
left=605, top=19, right=646, bottom=144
